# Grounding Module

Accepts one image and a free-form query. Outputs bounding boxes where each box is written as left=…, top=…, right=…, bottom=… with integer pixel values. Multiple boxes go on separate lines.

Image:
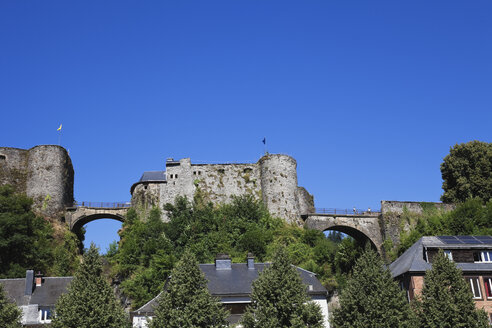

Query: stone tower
left=0, top=145, right=74, bottom=217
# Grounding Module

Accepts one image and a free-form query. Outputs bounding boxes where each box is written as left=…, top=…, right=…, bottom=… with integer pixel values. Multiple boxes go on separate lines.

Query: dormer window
left=474, top=251, right=492, bottom=263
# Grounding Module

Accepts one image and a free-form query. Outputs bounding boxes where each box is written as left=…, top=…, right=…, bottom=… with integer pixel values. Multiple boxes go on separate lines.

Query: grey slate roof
left=130, top=171, right=166, bottom=193
left=139, top=171, right=167, bottom=182
left=389, top=236, right=492, bottom=278
left=134, top=262, right=327, bottom=314
left=0, top=274, right=72, bottom=307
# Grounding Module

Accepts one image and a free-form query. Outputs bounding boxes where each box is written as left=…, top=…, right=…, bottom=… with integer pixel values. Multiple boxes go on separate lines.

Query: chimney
left=24, top=270, right=34, bottom=296
left=35, top=272, right=43, bottom=287
left=215, top=254, right=231, bottom=270
left=247, top=253, right=255, bottom=270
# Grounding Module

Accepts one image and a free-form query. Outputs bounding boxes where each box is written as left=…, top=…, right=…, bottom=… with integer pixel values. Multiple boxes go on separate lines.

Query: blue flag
left=262, top=137, right=266, bottom=145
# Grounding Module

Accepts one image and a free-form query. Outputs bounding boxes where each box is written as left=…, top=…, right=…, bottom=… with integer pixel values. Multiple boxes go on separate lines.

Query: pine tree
left=331, top=246, right=416, bottom=328
left=0, top=283, right=22, bottom=328
left=416, top=250, right=489, bottom=328
left=51, top=244, right=130, bottom=328
left=241, top=246, right=324, bottom=328
left=149, top=249, right=228, bottom=328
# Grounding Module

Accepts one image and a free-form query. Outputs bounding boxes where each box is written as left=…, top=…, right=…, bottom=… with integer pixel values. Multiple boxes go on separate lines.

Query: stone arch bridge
left=65, top=202, right=130, bottom=232
left=303, top=208, right=383, bottom=253
left=65, top=203, right=385, bottom=253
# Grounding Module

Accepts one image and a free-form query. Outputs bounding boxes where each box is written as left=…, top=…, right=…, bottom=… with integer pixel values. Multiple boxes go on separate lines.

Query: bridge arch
left=70, top=213, right=126, bottom=232
left=65, top=205, right=129, bottom=232
left=303, top=213, right=383, bottom=254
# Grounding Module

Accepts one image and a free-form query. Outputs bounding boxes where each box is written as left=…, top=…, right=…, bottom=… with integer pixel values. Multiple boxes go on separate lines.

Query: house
left=389, top=236, right=492, bottom=323
left=0, top=270, right=73, bottom=326
left=131, top=254, right=330, bottom=328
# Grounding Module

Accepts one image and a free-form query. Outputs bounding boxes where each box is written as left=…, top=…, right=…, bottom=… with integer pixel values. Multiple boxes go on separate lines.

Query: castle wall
left=0, top=145, right=74, bottom=217
left=131, top=154, right=314, bottom=223
left=0, top=147, right=29, bottom=193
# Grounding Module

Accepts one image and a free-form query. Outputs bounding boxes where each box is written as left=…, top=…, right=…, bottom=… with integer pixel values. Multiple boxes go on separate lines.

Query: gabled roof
left=389, top=236, right=492, bottom=278
left=134, top=262, right=327, bottom=314
left=0, top=273, right=73, bottom=307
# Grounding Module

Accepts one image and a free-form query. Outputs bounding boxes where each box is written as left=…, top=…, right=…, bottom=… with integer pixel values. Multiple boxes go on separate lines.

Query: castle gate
left=65, top=202, right=130, bottom=232
left=303, top=209, right=383, bottom=253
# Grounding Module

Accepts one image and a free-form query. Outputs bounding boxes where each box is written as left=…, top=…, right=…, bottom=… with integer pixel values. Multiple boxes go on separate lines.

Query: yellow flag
left=57, top=124, right=62, bottom=131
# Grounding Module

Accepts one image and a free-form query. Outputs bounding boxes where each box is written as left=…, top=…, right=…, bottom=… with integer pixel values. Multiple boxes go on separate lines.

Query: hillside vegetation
left=107, top=194, right=363, bottom=309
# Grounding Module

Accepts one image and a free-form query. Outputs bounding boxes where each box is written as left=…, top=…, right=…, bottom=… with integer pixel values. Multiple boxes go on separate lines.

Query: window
left=0, top=154, right=5, bottom=161
left=484, top=277, right=492, bottom=299
left=465, top=277, right=482, bottom=299
left=444, top=250, right=453, bottom=261
left=474, top=251, right=492, bottom=263
left=39, top=307, right=52, bottom=323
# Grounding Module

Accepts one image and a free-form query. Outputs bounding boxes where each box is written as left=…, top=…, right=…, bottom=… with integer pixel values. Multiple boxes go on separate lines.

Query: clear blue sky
left=1, top=1, right=491, bottom=252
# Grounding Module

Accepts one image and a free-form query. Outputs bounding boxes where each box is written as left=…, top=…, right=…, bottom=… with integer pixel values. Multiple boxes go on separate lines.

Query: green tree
left=331, top=247, right=416, bottom=328
left=0, top=185, right=54, bottom=278
left=441, top=141, right=492, bottom=203
left=416, top=250, right=489, bottom=328
left=51, top=244, right=130, bottom=328
left=149, top=249, right=228, bottom=328
left=241, top=246, right=324, bottom=328
left=0, top=283, right=22, bottom=328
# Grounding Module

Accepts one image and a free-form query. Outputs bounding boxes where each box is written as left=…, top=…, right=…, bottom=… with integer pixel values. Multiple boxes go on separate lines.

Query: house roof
left=0, top=273, right=73, bottom=307
left=134, top=262, right=327, bottom=314
left=389, top=236, right=492, bottom=278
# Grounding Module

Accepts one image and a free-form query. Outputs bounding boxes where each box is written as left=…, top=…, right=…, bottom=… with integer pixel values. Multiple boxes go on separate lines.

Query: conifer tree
left=51, top=244, right=130, bottom=328
left=331, top=246, right=416, bottom=328
left=416, top=250, right=489, bottom=328
left=149, top=249, right=228, bottom=328
left=241, top=246, right=324, bottom=328
left=0, top=283, right=22, bottom=328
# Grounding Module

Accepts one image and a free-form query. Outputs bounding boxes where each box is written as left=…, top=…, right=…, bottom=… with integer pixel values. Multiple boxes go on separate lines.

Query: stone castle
left=0, top=145, right=74, bottom=217
left=1, top=144, right=454, bottom=253
left=131, top=154, right=314, bottom=223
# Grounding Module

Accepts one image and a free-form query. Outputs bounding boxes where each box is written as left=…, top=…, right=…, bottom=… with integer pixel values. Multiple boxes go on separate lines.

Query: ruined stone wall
left=0, top=145, right=74, bottom=217
left=380, top=200, right=455, bottom=248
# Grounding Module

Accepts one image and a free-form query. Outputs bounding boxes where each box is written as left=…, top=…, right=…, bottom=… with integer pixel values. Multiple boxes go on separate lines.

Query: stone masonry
left=0, top=145, right=74, bottom=217
left=131, top=154, right=315, bottom=223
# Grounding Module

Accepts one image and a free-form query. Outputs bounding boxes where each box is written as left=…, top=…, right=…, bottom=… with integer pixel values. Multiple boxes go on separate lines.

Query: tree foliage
left=0, top=283, right=22, bottom=328
left=111, top=195, right=360, bottom=309
left=331, top=247, right=416, bottom=328
left=0, top=185, right=79, bottom=278
left=52, top=244, right=130, bottom=328
left=149, top=249, right=228, bottom=328
left=441, top=141, right=492, bottom=204
left=241, top=246, right=324, bottom=328
left=415, top=250, right=489, bottom=328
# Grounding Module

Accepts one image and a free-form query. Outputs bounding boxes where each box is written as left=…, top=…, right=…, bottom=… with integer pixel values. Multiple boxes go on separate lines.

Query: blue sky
left=1, top=1, right=491, bottom=252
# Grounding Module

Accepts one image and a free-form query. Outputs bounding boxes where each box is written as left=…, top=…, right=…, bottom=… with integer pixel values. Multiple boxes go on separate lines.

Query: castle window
left=218, top=169, right=225, bottom=174
left=198, top=171, right=201, bottom=175
left=0, top=155, right=5, bottom=161
left=175, top=174, right=178, bottom=178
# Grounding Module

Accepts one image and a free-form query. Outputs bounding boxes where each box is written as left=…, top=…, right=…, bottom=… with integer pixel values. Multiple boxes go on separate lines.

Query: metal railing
left=72, top=201, right=131, bottom=209
left=314, top=208, right=380, bottom=215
